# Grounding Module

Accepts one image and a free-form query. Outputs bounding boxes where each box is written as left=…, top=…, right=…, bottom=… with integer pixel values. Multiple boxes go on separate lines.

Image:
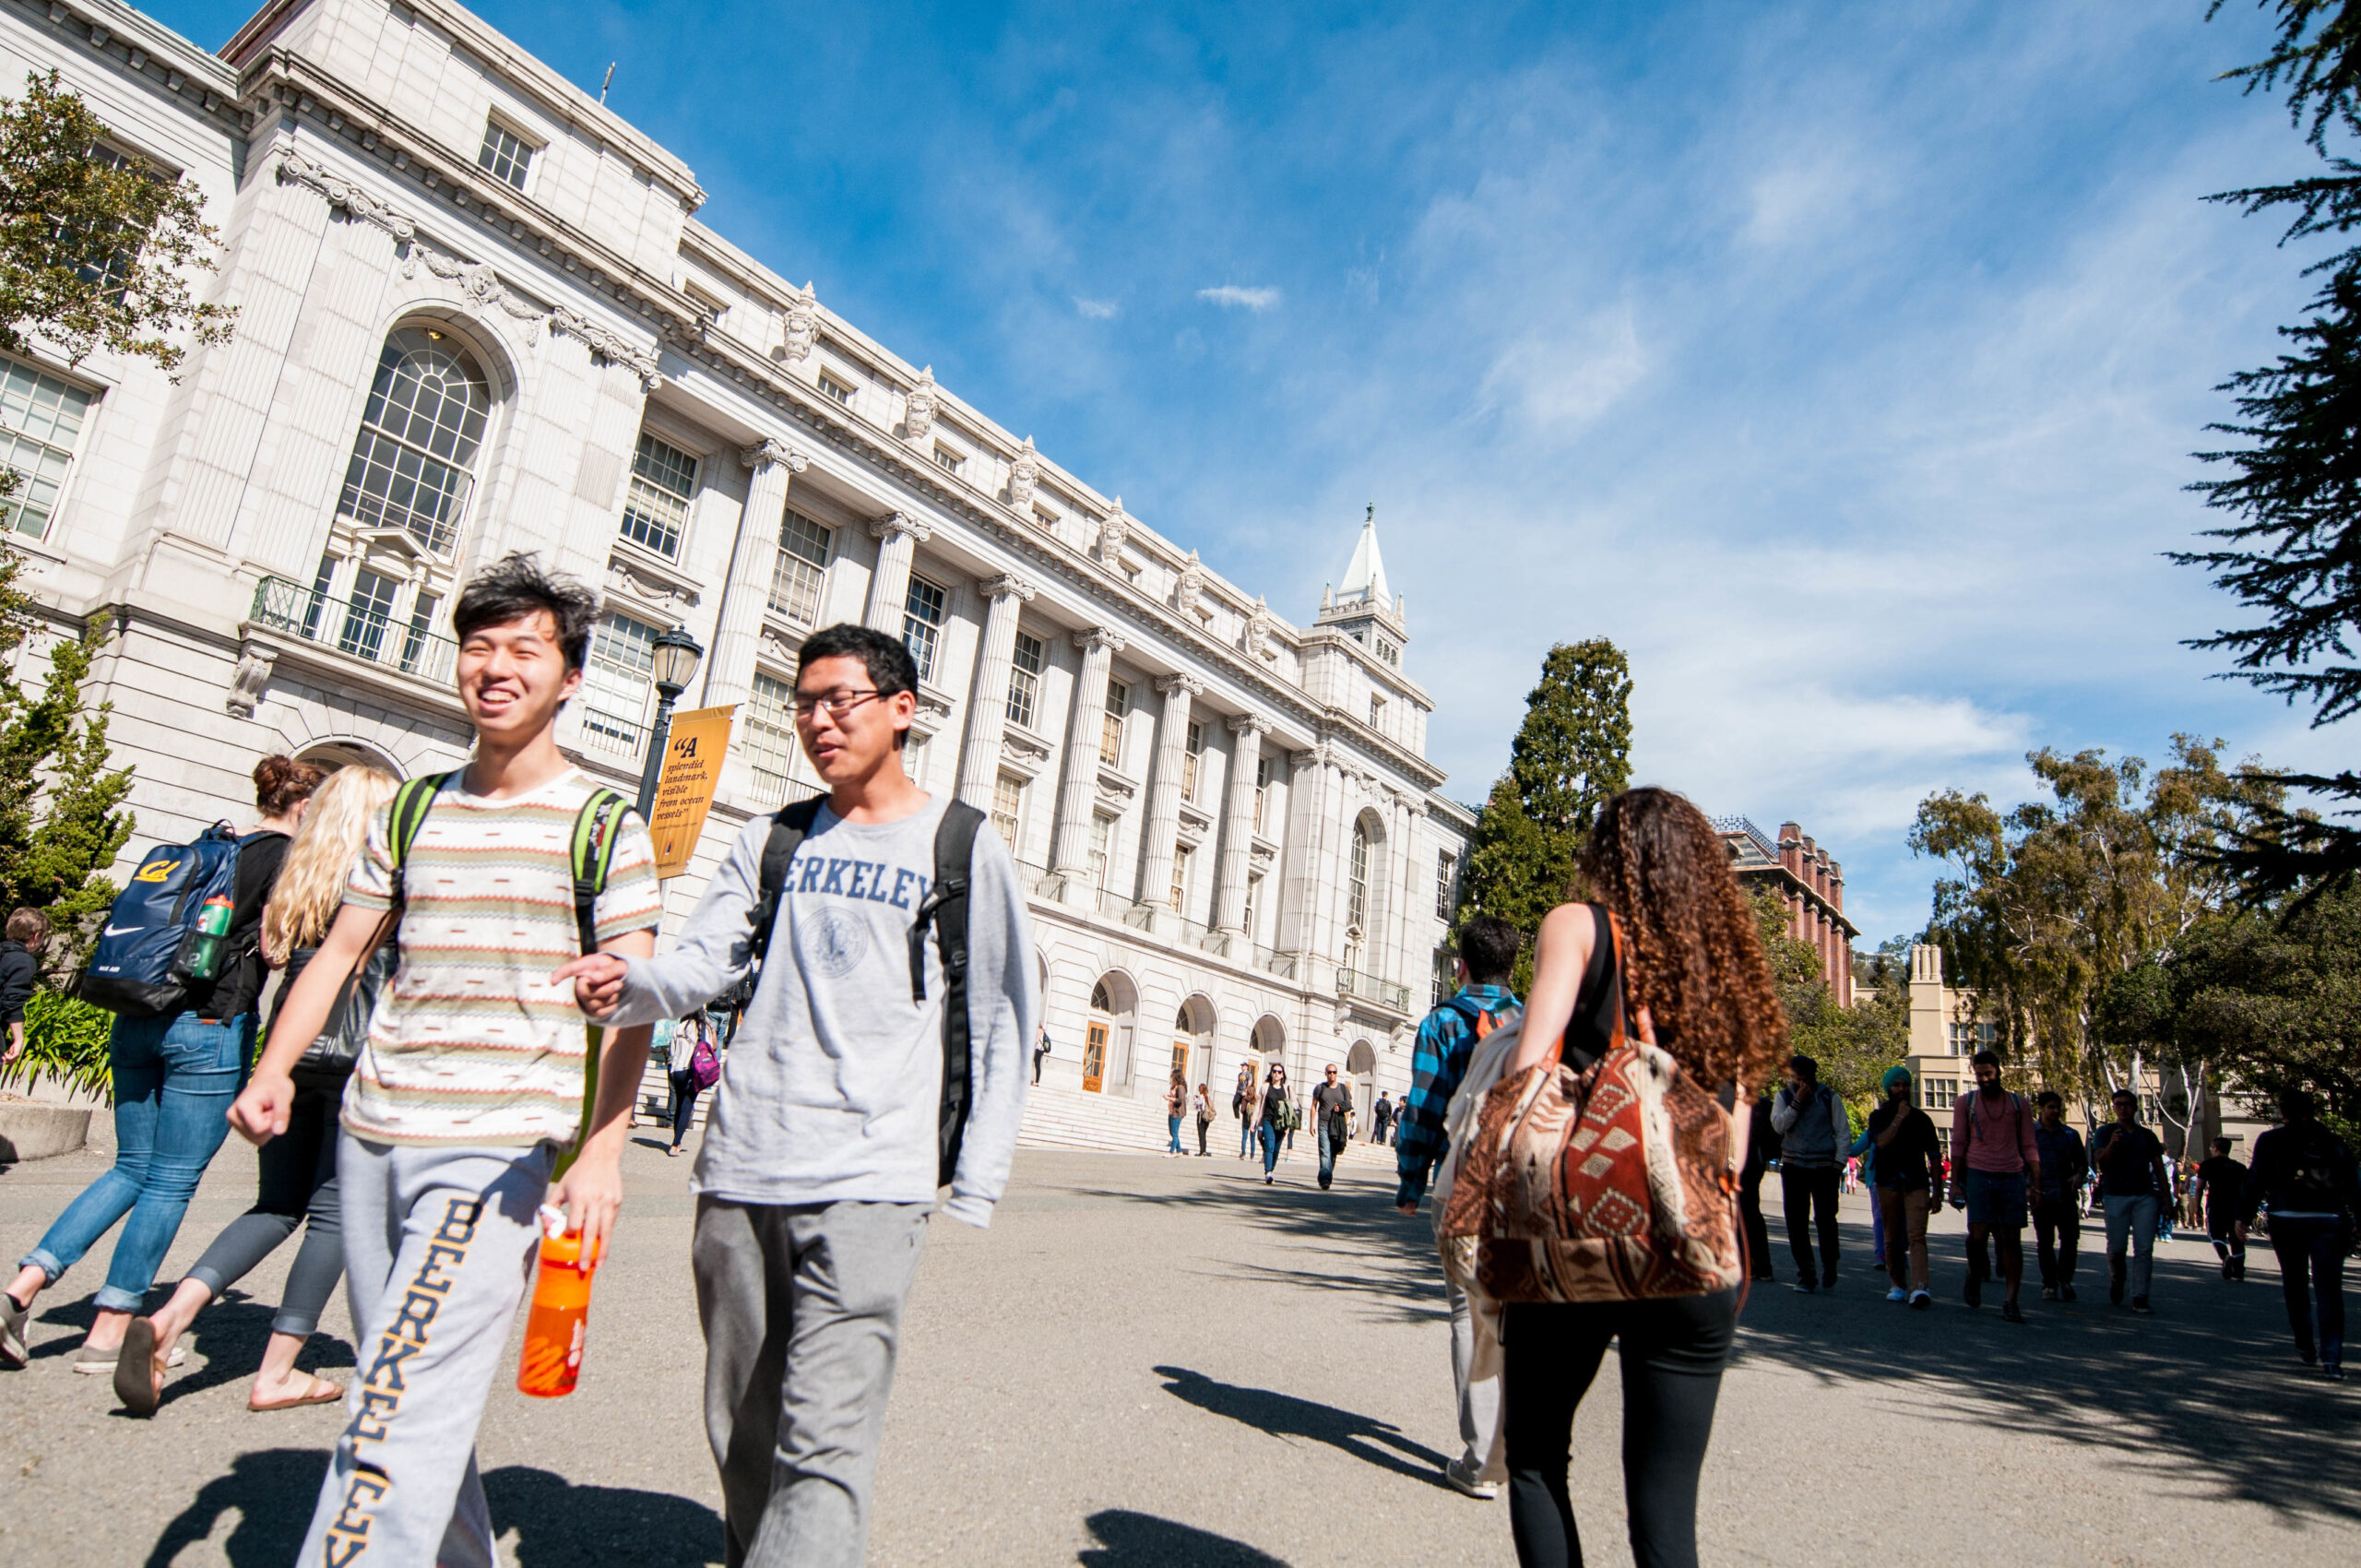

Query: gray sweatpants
left=1433, top=1207, right=1499, bottom=1472
left=694, top=1197, right=931, bottom=1568
left=298, top=1136, right=553, bottom=1568
left=2106, top=1193, right=2160, bottom=1301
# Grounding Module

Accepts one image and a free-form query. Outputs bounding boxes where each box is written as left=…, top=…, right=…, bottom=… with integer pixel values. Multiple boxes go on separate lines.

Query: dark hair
left=1787, top=1053, right=1818, bottom=1079
left=1457, top=915, right=1520, bottom=985
left=5, top=907, right=49, bottom=943
left=2279, top=1087, right=2318, bottom=1122
left=2111, top=1087, right=2138, bottom=1102
left=254, top=754, right=326, bottom=817
left=2035, top=1090, right=2063, bottom=1111
left=1971, top=1048, right=1999, bottom=1069
left=2211, top=1136, right=2233, bottom=1155
left=452, top=552, right=599, bottom=672
left=797, top=624, right=918, bottom=701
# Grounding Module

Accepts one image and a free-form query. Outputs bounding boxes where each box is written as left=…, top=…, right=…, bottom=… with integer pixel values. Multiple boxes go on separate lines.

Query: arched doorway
left=1347, top=1039, right=1377, bottom=1144
left=295, top=739, right=406, bottom=778
left=1085, top=971, right=1137, bottom=1095
left=1172, top=994, right=1216, bottom=1094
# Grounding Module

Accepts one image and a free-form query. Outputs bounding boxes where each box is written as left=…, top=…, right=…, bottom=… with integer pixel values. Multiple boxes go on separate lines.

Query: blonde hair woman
left=115, top=765, right=397, bottom=1416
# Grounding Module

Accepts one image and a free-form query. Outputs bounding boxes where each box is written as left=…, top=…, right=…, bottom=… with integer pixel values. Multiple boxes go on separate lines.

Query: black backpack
left=2281, top=1124, right=2355, bottom=1219
left=747, top=796, right=985, bottom=1186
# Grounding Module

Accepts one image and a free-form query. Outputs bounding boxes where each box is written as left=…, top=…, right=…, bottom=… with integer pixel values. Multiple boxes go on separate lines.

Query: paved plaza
left=1, top=1133, right=2356, bottom=1566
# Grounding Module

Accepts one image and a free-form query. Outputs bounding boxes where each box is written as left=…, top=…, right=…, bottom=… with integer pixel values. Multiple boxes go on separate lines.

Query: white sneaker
left=1444, top=1455, right=1500, bottom=1500
left=1886, top=1287, right=1907, bottom=1302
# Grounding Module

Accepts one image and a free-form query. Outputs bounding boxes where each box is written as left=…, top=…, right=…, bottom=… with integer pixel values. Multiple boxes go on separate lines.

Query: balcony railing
left=251, top=576, right=457, bottom=685
left=1336, top=967, right=1411, bottom=1012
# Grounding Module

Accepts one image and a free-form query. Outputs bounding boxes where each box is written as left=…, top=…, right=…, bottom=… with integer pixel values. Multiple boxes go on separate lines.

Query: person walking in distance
left=1950, top=1049, right=2039, bottom=1323
left=1771, top=1053, right=1846, bottom=1292
left=1394, top=915, right=1523, bottom=1500
left=1235, top=1061, right=1259, bottom=1159
left=3, top=754, right=321, bottom=1377
left=558, top=621, right=1038, bottom=1567
left=1868, top=1067, right=1943, bottom=1309
left=107, top=766, right=397, bottom=1416
left=1031, top=1026, right=1050, bottom=1086
left=1739, top=1090, right=1778, bottom=1283
left=1166, top=1068, right=1189, bottom=1157
left=2194, top=1137, right=2249, bottom=1281
left=1313, top=1064, right=1355, bottom=1191
left=1258, top=1064, right=1295, bottom=1184
left=2093, top=1087, right=2172, bottom=1314
left=1192, top=1081, right=1213, bottom=1157
left=2242, top=1088, right=2360, bottom=1379
left=228, top=558, right=665, bottom=1564
left=668, top=1010, right=714, bottom=1158
left=2032, top=1091, right=2088, bottom=1301
left=1498, top=789, right=1782, bottom=1568
left=0, top=907, right=45, bottom=1072
left=1372, top=1090, right=1395, bottom=1146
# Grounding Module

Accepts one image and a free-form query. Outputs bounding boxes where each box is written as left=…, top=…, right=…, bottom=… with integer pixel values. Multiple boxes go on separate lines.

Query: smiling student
left=556, top=621, right=1037, bottom=1568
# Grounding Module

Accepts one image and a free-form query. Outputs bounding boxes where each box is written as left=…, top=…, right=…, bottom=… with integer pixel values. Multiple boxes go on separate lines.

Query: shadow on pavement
left=131, top=1293, right=355, bottom=1412
left=483, top=1467, right=723, bottom=1566
left=143, top=1446, right=326, bottom=1566
left=1078, top=1507, right=1290, bottom=1566
left=1152, top=1364, right=1450, bottom=1486
left=1734, top=1210, right=2361, bottom=1524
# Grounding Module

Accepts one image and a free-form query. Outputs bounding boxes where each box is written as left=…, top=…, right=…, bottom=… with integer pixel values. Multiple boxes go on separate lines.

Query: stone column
left=702, top=438, right=807, bottom=710
left=1133, top=673, right=1202, bottom=911
left=1213, top=711, right=1266, bottom=937
left=1050, top=628, right=1125, bottom=875
left=955, top=574, right=1036, bottom=806
left=863, top=512, right=931, bottom=633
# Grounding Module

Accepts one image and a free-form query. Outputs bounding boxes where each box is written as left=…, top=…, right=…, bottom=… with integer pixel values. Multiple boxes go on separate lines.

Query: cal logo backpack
left=79, top=824, right=260, bottom=1017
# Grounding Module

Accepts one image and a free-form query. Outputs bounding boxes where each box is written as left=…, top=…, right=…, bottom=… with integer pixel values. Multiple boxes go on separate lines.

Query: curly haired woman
left=1499, top=786, right=1786, bottom=1568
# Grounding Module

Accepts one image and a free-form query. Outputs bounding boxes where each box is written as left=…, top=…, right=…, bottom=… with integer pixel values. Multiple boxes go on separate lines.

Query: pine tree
left=0, top=632, right=135, bottom=963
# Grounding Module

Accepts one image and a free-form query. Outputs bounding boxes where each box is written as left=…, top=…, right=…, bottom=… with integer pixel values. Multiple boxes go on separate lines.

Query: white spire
left=1336, top=504, right=1392, bottom=608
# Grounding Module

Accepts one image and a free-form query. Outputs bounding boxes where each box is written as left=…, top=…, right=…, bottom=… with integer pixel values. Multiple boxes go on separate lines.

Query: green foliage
left=1461, top=639, right=1632, bottom=988
left=0, top=630, right=136, bottom=966
left=1745, top=887, right=1906, bottom=1122
left=0, top=988, right=111, bottom=1099
left=0, top=69, right=234, bottom=374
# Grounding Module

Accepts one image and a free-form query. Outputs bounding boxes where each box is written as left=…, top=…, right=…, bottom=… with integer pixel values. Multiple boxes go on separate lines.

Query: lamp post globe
left=635, top=624, right=706, bottom=822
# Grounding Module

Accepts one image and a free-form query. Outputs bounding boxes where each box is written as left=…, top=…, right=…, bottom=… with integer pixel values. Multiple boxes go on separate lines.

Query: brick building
left=1715, top=816, right=1857, bottom=1006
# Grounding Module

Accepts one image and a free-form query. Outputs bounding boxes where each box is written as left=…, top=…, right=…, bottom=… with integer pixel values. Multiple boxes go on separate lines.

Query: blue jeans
left=1317, top=1121, right=1342, bottom=1188
left=1239, top=1116, right=1255, bottom=1157
left=1168, top=1115, right=1183, bottom=1154
left=1260, top=1121, right=1283, bottom=1176
left=21, top=1011, right=252, bottom=1312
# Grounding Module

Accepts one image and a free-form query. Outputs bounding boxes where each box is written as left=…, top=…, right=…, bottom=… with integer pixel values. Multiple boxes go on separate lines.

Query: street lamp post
left=634, top=624, right=705, bottom=823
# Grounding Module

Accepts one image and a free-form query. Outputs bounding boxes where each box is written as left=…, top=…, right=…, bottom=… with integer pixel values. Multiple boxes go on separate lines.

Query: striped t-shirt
left=339, top=767, right=662, bottom=1147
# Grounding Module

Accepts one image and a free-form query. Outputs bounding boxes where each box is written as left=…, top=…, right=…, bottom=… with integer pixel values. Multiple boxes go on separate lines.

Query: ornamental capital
left=1074, top=626, right=1127, bottom=656
left=868, top=511, right=932, bottom=545
left=1227, top=710, right=1269, bottom=740
left=980, top=573, right=1036, bottom=602
left=1155, top=672, right=1204, bottom=699
left=741, top=437, right=806, bottom=474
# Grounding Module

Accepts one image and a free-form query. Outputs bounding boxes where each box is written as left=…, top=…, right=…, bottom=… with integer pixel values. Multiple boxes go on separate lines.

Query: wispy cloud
left=1197, top=284, right=1282, bottom=311
left=1074, top=296, right=1119, bottom=319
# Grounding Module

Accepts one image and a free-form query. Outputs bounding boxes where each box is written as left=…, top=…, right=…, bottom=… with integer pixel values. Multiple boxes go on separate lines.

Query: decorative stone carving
left=277, top=147, right=417, bottom=241
left=1155, top=672, right=1204, bottom=699
left=551, top=308, right=663, bottom=390
left=1074, top=626, right=1127, bottom=656
left=741, top=437, right=806, bottom=475
left=780, top=282, right=819, bottom=362
left=1244, top=595, right=1276, bottom=660
left=979, top=573, right=1036, bottom=603
left=903, top=365, right=937, bottom=443
left=914, top=684, right=955, bottom=719
left=1228, top=710, right=1267, bottom=741
left=1003, top=730, right=1052, bottom=772
left=1095, top=766, right=1138, bottom=809
left=758, top=626, right=801, bottom=666
left=868, top=511, right=933, bottom=546
left=1007, top=436, right=1039, bottom=513
left=419, top=249, right=538, bottom=317
left=225, top=642, right=278, bottom=719
left=607, top=553, right=700, bottom=612
left=1097, top=498, right=1130, bottom=563
left=1173, top=549, right=1207, bottom=620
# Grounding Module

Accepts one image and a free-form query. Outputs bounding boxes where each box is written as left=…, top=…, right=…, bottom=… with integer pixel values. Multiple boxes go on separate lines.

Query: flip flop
left=249, top=1376, right=344, bottom=1412
left=113, top=1318, right=165, bottom=1417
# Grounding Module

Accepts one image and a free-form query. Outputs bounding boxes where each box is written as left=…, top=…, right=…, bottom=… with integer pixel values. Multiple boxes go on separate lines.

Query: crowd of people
left=0, top=548, right=2351, bottom=1568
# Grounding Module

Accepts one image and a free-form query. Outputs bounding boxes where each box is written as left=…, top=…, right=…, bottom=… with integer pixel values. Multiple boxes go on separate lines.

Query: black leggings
left=669, top=1069, right=703, bottom=1147
left=1502, top=1289, right=1738, bottom=1568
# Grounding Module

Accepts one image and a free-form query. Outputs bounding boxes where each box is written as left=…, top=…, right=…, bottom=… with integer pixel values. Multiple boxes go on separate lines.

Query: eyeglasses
left=791, top=689, right=882, bottom=719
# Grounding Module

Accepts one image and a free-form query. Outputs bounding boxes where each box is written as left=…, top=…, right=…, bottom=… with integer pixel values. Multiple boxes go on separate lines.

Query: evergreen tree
left=0, top=632, right=135, bottom=964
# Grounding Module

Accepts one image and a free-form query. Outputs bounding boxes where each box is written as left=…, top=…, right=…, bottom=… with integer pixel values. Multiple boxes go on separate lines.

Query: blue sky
left=152, top=0, right=2341, bottom=941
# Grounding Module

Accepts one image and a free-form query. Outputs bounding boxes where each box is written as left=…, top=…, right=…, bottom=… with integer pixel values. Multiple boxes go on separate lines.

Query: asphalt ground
left=1, top=1134, right=2355, bottom=1566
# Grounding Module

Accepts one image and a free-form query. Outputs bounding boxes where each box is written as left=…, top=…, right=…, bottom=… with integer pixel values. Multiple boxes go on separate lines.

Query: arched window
left=1347, top=821, right=1370, bottom=929
left=338, top=327, right=492, bottom=555
left=1091, top=980, right=1112, bottom=1014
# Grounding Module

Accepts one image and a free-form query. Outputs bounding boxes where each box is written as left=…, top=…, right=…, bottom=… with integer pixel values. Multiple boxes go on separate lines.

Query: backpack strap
left=553, top=786, right=633, bottom=1181
left=914, top=802, right=984, bottom=1186
left=747, top=796, right=827, bottom=968
left=385, top=771, right=457, bottom=906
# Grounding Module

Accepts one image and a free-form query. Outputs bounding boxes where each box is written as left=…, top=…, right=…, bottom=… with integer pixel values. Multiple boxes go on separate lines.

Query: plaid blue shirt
left=1395, top=984, right=1521, bottom=1207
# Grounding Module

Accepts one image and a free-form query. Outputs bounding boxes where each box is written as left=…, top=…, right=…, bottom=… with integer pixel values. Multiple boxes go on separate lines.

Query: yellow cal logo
left=133, top=858, right=182, bottom=883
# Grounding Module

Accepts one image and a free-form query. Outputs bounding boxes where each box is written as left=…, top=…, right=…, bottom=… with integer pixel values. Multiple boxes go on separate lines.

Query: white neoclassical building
left=0, top=0, right=1475, bottom=1145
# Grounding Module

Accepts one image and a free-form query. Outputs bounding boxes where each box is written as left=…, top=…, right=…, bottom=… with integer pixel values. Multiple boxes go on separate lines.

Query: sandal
left=79, top=1338, right=184, bottom=1376
left=113, top=1318, right=170, bottom=1417
left=249, top=1375, right=345, bottom=1412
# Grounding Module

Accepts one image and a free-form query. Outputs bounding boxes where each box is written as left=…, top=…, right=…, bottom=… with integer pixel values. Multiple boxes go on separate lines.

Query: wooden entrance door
left=1083, top=1021, right=1109, bottom=1093
left=1170, top=1039, right=1190, bottom=1087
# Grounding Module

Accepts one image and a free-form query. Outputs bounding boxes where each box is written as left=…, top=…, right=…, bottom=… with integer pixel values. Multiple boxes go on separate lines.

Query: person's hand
left=1, top=1043, right=20, bottom=1065
left=228, top=1071, right=297, bottom=1146
left=549, top=953, right=631, bottom=1020
left=1928, top=1195, right=1943, bottom=1216
left=548, top=1148, right=623, bottom=1271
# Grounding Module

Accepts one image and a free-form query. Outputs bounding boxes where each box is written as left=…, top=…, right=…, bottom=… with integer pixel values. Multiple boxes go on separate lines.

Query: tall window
left=338, top=327, right=491, bottom=555
left=1243, top=875, right=1261, bottom=943
left=1347, top=821, right=1370, bottom=931
left=1006, top=630, right=1044, bottom=729
left=1100, top=678, right=1130, bottom=765
left=1436, top=851, right=1457, bottom=920
left=1369, top=693, right=1386, bottom=730
left=903, top=730, right=931, bottom=787
left=902, top=575, right=946, bottom=683
left=338, top=566, right=398, bottom=660
left=1253, top=754, right=1272, bottom=834
left=1169, top=845, right=1192, bottom=915
left=769, top=508, right=833, bottom=625
left=620, top=432, right=697, bottom=559
left=991, top=773, right=1026, bottom=848
left=1088, top=814, right=1112, bottom=888
left=399, top=590, right=441, bottom=675
left=0, top=359, right=94, bottom=541
left=1181, top=719, right=1204, bottom=802
left=744, top=671, right=802, bottom=800
left=581, top=612, right=658, bottom=752
left=477, top=119, right=535, bottom=189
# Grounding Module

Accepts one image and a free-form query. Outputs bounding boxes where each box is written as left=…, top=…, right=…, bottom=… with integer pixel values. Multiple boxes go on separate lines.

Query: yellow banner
left=647, top=705, right=735, bottom=878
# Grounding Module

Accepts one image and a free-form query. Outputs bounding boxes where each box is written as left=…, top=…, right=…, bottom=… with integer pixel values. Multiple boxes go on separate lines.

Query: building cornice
left=25, top=0, right=248, bottom=130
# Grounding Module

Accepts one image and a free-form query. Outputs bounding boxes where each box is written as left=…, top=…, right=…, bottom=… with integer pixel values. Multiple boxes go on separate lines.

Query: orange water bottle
left=517, top=1206, right=600, bottom=1398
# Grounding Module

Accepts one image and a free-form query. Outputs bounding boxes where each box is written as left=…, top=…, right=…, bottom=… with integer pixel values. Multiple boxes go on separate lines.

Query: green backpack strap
left=385, top=772, right=457, bottom=902
left=555, top=789, right=632, bottom=1179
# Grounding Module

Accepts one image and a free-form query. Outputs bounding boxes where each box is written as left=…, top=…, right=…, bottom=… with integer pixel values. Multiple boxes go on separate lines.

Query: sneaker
left=2130, top=1297, right=2153, bottom=1315
left=1870, top=1257, right=1886, bottom=1271
left=2327, top=1365, right=2347, bottom=1382
left=1909, top=1289, right=1932, bottom=1311
left=2001, top=1301, right=2026, bottom=1324
left=0, top=1291, right=26, bottom=1370
left=1444, top=1455, right=1500, bottom=1500
left=1886, top=1287, right=1907, bottom=1302
left=1751, top=1271, right=1775, bottom=1284
left=2041, top=1287, right=2058, bottom=1301
left=1964, top=1273, right=1982, bottom=1310
left=73, top=1343, right=184, bottom=1376
left=2061, top=1283, right=2077, bottom=1302
left=1789, top=1280, right=1817, bottom=1294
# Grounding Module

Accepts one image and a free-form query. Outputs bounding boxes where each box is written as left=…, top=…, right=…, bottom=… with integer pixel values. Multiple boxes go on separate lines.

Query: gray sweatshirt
left=605, top=795, right=1038, bottom=1227
left=1770, top=1082, right=1848, bottom=1169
